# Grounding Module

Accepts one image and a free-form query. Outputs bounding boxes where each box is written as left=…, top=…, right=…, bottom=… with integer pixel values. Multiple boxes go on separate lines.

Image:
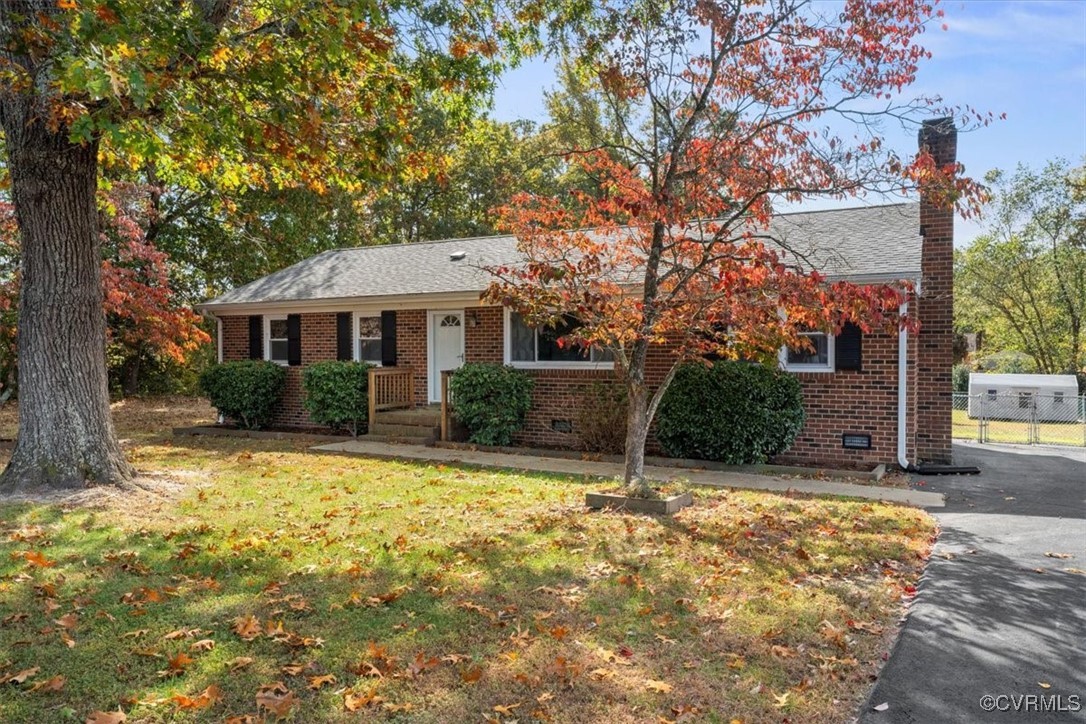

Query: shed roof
left=968, top=373, right=1079, bottom=389
left=201, top=202, right=922, bottom=309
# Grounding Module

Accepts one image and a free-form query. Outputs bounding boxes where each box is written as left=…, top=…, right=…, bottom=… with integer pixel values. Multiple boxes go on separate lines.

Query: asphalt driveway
left=860, top=442, right=1086, bottom=723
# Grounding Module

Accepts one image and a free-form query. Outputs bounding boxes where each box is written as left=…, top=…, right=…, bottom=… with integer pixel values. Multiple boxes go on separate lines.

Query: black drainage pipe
left=912, top=463, right=981, bottom=475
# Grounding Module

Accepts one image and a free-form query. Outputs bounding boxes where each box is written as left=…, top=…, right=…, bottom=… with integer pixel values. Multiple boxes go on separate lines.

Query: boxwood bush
left=449, top=363, right=534, bottom=446
left=655, top=361, right=805, bottom=464
left=302, top=361, right=372, bottom=435
left=198, top=360, right=286, bottom=430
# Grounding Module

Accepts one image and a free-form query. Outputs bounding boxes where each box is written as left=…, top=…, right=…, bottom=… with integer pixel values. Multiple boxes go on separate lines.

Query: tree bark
left=622, top=381, right=653, bottom=496
left=0, top=100, right=134, bottom=491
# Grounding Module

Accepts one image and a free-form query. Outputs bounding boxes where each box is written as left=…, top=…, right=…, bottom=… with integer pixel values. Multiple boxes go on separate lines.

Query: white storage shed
left=967, top=373, right=1081, bottom=422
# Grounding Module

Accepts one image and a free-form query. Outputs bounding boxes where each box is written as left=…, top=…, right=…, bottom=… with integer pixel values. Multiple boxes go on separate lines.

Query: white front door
left=429, top=311, right=465, bottom=402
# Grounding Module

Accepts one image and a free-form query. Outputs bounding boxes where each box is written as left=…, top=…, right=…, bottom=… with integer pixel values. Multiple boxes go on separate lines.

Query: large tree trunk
left=0, top=101, right=133, bottom=491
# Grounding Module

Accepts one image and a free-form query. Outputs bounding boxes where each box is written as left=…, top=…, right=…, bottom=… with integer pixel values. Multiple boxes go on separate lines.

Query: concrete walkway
left=312, top=439, right=944, bottom=507
left=860, top=442, right=1086, bottom=723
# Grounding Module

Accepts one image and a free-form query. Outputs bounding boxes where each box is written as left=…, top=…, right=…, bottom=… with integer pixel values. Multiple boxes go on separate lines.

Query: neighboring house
left=199, top=123, right=957, bottom=467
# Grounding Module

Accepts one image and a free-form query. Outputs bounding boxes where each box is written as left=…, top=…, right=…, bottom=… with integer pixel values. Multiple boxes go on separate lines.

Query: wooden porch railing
left=368, top=366, right=415, bottom=430
left=440, top=370, right=453, bottom=442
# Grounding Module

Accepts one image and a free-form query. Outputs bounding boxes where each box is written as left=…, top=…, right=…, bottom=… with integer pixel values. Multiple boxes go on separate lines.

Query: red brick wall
left=219, top=302, right=926, bottom=468
left=221, top=316, right=250, bottom=362
left=395, top=309, right=429, bottom=406
left=773, top=330, right=916, bottom=467
left=465, top=306, right=503, bottom=363
left=218, top=313, right=340, bottom=428
left=915, top=119, right=957, bottom=463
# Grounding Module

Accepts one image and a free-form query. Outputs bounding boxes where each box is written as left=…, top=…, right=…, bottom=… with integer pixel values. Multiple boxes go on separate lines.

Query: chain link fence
left=953, top=392, right=1086, bottom=447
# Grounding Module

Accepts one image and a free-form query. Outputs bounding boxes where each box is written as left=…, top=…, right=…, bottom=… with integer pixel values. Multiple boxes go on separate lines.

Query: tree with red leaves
left=485, top=0, right=992, bottom=493
left=0, top=187, right=210, bottom=400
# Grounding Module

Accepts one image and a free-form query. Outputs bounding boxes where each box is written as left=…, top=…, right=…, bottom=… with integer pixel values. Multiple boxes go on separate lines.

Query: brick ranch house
left=199, top=122, right=957, bottom=468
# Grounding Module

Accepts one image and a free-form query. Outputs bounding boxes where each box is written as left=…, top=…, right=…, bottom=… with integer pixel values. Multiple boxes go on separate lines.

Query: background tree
left=485, top=0, right=989, bottom=493
left=0, top=190, right=211, bottom=398
left=0, top=0, right=532, bottom=490
left=955, top=159, right=1086, bottom=380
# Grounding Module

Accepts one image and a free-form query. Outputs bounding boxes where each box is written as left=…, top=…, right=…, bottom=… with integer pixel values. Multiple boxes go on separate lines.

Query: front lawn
left=0, top=398, right=934, bottom=723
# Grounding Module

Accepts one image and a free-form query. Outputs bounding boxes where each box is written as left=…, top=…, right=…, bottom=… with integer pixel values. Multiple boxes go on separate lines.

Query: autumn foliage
left=0, top=186, right=210, bottom=393
left=484, top=0, right=992, bottom=489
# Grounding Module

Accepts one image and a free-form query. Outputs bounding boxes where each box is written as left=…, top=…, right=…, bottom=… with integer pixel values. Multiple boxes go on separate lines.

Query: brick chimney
left=915, top=118, right=956, bottom=463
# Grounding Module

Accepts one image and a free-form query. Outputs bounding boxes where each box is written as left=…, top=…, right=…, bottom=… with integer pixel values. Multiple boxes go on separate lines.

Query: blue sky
left=489, top=0, right=1086, bottom=245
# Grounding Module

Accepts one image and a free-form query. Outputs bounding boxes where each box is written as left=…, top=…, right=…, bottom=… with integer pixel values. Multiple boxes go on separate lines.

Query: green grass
left=0, top=398, right=935, bottom=723
left=952, top=409, right=1085, bottom=446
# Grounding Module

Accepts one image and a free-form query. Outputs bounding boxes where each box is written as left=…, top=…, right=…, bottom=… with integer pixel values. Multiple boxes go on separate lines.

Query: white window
left=987, top=389, right=998, bottom=402
left=266, top=315, right=289, bottom=365
left=781, top=330, right=834, bottom=372
left=357, top=315, right=382, bottom=364
left=505, top=310, right=613, bottom=369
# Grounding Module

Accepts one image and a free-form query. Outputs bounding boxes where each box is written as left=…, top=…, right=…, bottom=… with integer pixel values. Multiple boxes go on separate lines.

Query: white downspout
left=897, top=300, right=911, bottom=470
left=215, top=315, right=223, bottom=364
left=210, top=313, right=224, bottom=424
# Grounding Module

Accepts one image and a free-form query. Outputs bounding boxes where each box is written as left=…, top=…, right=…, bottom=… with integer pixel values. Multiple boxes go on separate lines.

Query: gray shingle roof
left=200, top=202, right=921, bottom=308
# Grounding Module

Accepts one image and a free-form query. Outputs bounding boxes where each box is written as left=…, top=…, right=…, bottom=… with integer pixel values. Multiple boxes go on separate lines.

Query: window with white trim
left=266, top=315, right=289, bottom=365
left=506, top=311, right=613, bottom=367
left=781, top=330, right=834, bottom=372
left=357, top=315, right=382, bottom=364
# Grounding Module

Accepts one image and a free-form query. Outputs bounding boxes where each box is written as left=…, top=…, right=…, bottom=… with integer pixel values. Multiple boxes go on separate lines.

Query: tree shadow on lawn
left=0, top=484, right=922, bottom=723
left=859, top=524, right=1086, bottom=723
left=0, top=500, right=712, bottom=722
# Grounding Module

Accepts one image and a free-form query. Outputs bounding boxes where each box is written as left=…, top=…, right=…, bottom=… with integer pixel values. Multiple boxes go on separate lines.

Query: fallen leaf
left=54, top=613, right=78, bottom=629
left=255, top=682, right=298, bottom=717
left=158, top=652, right=193, bottom=677
left=233, top=615, right=262, bottom=641
left=872, top=702, right=889, bottom=712
left=493, top=702, right=521, bottom=714
left=28, top=674, right=65, bottom=693
left=344, top=687, right=383, bottom=711
left=1039, top=682, right=1051, bottom=689
left=189, top=639, right=215, bottom=652
left=171, top=684, right=223, bottom=710
left=307, top=674, right=337, bottom=690
left=461, top=665, right=483, bottom=683
left=18, top=551, right=56, bottom=568
left=228, top=657, right=254, bottom=672
left=645, top=679, right=673, bottom=694
left=1044, top=552, right=1073, bottom=559
left=4, top=666, right=39, bottom=684
left=85, top=712, right=127, bottom=724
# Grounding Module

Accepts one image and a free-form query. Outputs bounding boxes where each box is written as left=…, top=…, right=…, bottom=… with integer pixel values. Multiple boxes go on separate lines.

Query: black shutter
left=286, top=314, right=302, bottom=366
left=380, top=310, right=397, bottom=366
left=836, top=322, right=863, bottom=372
left=336, top=312, right=353, bottom=361
left=248, top=315, right=263, bottom=359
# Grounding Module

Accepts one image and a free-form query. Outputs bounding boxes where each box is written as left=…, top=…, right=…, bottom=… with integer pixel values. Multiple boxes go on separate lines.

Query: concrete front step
left=376, top=407, right=442, bottom=426
left=369, top=421, right=441, bottom=438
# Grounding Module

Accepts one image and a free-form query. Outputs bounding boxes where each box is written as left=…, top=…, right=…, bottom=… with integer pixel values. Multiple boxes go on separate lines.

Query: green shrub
left=655, top=361, right=805, bottom=464
left=952, top=363, right=971, bottom=394
left=302, top=361, right=372, bottom=435
left=576, top=382, right=627, bottom=454
left=198, top=360, right=286, bottom=430
left=450, top=363, right=534, bottom=446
